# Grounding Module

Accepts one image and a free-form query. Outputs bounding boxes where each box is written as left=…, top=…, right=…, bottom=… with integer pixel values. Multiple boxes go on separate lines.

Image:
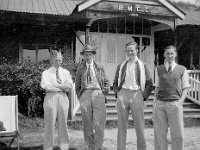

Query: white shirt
left=41, top=66, right=73, bottom=91
left=154, top=62, right=190, bottom=89
left=122, top=61, right=140, bottom=90
left=86, top=62, right=100, bottom=89
left=86, top=62, right=96, bottom=77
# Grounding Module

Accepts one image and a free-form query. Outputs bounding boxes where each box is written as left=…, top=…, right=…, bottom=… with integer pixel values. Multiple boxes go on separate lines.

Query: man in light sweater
left=153, top=45, right=190, bottom=150
left=113, top=41, right=153, bottom=150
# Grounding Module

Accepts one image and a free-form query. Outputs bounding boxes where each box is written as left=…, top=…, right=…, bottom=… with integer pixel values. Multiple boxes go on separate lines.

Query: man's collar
left=127, top=56, right=139, bottom=64
left=86, top=61, right=94, bottom=66
left=165, top=61, right=177, bottom=68
left=51, top=66, right=60, bottom=71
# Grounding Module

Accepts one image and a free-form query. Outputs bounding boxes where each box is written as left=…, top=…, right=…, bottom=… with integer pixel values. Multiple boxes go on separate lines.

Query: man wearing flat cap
left=41, top=50, right=73, bottom=150
left=75, top=44, right=110, bottom=150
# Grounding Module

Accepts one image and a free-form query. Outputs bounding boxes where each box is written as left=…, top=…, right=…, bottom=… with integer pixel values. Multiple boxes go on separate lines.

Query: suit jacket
left=75, top=61, right=110, bottom=99
left=113, top=60, right=154, bottom=101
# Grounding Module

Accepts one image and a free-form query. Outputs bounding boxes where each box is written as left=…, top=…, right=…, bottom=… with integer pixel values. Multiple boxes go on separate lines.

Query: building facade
left=0, top=0, right=185, bottom=83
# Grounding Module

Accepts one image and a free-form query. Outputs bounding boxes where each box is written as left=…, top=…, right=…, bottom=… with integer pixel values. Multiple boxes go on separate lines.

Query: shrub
left=0, top=57, right=78, bottom=117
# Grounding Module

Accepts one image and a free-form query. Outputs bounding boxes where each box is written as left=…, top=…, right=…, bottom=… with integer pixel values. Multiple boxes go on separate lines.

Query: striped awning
left=0, top=0, right=83, bottom=16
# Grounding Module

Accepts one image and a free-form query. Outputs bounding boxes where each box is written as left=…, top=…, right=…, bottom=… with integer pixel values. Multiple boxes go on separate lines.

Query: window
left=132, top=36, right=140, bottom=46
left=126, top=18, right=134, bottom=34
left=132, top=36, right=140, bottom=56
left=109, top=18, right=117, bottom=33
left=142, top=37, right=150, bottom=46
left=143, top=19, right=151, bottom=35
left=135, top=18, right=142, bottom=35
left=90, top=21, right=98, bottom=32
left=117, top=18, right=125, bottom=33
left=99, top=19, right=108, bottom=33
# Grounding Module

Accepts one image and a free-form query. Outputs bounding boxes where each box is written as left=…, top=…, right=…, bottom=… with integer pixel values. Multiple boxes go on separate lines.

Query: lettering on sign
left=89, top=2, right=174, bottom=17
left=118, top=4, right=151, bottom=14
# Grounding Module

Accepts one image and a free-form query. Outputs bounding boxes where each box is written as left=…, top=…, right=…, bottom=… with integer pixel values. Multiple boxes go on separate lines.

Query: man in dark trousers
left=153, top=45, right=190, bottom=150
left=113, top=41, right=153, bottom=150
left=75, top=44, right=110, bottom=150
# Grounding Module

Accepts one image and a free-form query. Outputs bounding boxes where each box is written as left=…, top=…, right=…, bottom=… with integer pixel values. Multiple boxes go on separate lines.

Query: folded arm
left=41, top=72, right=61, bottom=92
left=54, top=82, right=72, bottom=91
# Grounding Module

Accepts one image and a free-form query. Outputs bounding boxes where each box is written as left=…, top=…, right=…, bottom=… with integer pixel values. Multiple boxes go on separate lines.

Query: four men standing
left=40, top=43, right=189, bottom=149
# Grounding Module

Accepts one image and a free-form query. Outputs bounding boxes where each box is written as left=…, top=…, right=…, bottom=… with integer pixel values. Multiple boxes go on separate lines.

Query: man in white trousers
left=41, top=50, right=73, bottom=150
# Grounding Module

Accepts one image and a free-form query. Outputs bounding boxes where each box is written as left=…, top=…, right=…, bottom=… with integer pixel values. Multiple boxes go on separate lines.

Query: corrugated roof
left=0, top=0, right=83, bottom=15
left=178, top=11, right=200, bottom=26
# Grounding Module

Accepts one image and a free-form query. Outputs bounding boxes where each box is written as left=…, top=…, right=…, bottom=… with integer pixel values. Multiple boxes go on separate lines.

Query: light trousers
left=153, top=100, right=184, bottom=150
left=43, top=92, right=70, bottom=150
left=80, top=90, right=106, bottom=150
left=117, top=88, right=146, bottom=150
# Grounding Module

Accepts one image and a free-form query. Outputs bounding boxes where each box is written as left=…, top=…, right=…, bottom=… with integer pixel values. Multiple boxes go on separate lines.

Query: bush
left=0, top=57, right=78, bottom=117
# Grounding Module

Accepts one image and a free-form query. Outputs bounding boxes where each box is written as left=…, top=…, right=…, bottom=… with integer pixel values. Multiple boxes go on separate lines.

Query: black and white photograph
left=0, top=0, right=200, bottom=150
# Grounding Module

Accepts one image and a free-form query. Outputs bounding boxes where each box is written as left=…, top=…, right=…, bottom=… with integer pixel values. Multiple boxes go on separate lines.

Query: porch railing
left=187, top=70, right=200, bottom=81
left=187, top=77, right=200, bottom=105
left=187, top=70, right=200, bottom=105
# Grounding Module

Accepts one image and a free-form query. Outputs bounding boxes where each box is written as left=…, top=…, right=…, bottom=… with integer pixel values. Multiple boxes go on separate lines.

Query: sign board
left=89, top=1, right=175, bottom=17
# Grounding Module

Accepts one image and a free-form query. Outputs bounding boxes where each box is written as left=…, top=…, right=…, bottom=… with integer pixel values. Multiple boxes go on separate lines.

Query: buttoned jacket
left=75, top=61, right=110, bottom=99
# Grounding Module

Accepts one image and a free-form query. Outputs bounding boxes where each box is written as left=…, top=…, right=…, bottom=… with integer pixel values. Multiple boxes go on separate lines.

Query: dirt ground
left=5, top=127, right=200, bottom=150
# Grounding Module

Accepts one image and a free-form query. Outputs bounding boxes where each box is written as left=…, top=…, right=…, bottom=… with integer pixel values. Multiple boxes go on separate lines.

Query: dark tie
left=56, top=69, right=62, bottom=84
left=87, top=65, right=92, bottom=84
left=168, top=65, right=172, bottom=73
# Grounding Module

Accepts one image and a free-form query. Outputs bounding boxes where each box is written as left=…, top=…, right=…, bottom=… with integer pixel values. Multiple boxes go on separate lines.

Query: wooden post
left=190, top=51, right=193, bottom=69
left=174, top=19, right=178, bottom=63
left=49, top=45, right=52, bottom=63
left=19, top=44, right=23, bottom=63
left=85, top=25, right=90, bottom=44
left=199, top=52, right=200, bottom=69
left=85, top=19, right=99, bottom=44
left=35, top=43, right=38, bottom=63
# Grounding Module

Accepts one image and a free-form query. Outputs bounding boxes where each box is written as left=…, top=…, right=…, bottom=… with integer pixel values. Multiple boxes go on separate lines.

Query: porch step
left=73, top=91, right=200, bottom=121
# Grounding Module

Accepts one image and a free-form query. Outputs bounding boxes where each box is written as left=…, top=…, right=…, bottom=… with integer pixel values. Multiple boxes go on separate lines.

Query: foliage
left=0, top=58, right=78, bottom=117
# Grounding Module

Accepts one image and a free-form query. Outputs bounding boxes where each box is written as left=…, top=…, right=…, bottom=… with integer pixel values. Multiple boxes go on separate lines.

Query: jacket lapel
left=81, top=62, right=87, bottom=81
left=93, top=62, right=102, bottom=89
left=119, top=61, right=128, bottom=88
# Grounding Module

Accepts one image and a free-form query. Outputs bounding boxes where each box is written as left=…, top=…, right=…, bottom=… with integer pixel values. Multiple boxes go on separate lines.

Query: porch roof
left=0, top=0, right=199, bottom=26
left=0, top=0, right=83, bottom=16
left=77, top=0, right=186, bottom=19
